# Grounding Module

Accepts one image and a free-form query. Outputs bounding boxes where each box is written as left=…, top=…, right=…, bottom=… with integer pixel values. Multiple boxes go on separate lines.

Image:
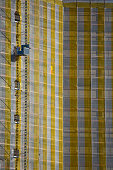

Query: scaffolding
left=2, top=0, right=113, bottom=169
left=15, top=0, right=21, bottom=169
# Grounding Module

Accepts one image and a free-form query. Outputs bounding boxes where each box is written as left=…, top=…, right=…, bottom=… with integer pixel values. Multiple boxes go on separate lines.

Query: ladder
left=24, top=0, right=28, bottom=169
left=15, top=0, right=20, bottom=169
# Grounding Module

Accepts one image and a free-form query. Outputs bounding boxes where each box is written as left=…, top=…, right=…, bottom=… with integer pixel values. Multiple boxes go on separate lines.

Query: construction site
left=0, top=0, right=113, bottom=169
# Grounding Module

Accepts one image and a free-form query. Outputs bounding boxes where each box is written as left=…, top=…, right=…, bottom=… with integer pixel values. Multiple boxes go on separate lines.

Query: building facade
left=0, top=0, right=63, bottom=169
left=63, top=0, right=113, bottom=169
left=0, top=0, right=113, bottom=170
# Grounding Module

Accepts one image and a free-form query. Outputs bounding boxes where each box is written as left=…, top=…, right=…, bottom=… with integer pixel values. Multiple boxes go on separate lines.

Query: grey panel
left=63, top=7, right=70, bottom=170
left=91, top=7, right=99, bottom=169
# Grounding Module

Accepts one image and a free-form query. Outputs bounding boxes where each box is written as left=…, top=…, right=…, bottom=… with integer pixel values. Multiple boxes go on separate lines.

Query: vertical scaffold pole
left=24, top=0, right=28, bottom=169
